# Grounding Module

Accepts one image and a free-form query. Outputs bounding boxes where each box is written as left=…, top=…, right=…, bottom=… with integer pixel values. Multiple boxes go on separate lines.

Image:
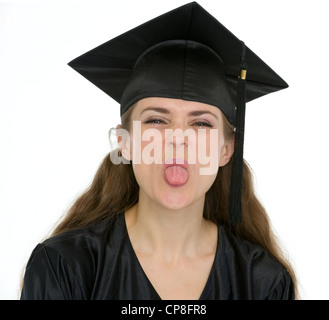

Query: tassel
left=228, top=41, right=247, bottom=225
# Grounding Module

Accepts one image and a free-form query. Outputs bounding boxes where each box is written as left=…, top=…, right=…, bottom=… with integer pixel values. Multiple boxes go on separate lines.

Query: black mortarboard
left=68, top=1, right=288, bottom=224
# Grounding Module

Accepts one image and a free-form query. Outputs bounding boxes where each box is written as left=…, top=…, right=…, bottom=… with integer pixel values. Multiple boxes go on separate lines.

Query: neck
left=125, top=190, right=215, bottom=261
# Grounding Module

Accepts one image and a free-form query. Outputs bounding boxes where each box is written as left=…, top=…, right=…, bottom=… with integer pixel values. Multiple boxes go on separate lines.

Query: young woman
left=20, top=2, right=298, bottom=300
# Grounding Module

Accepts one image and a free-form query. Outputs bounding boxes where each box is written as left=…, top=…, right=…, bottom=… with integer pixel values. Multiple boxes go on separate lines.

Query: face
left=121, top=97, right=233, bottom=211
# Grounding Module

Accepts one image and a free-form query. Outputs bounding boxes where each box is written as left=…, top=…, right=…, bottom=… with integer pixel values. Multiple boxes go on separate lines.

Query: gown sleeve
left=20, top=243, right=84, bottom=300
left=266, top=269, right=295, bottom=300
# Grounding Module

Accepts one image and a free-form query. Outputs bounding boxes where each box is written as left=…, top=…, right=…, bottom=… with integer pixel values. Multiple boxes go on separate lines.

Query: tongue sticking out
left=164, top=165, right=189, bottom=186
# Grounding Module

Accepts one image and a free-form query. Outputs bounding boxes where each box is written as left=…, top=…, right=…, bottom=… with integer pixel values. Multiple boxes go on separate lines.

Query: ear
left=116, top=124, right=132, bottom=161
left=218, top=139, right=234, bottom=167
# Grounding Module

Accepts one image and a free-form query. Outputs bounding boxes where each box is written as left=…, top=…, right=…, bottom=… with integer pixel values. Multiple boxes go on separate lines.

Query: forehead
left=132, top=97, right=222, bottom=117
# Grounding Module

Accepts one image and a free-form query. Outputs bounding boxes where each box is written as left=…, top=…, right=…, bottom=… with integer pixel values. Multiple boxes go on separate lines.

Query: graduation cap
left=68, top=1, right=288, bottom=224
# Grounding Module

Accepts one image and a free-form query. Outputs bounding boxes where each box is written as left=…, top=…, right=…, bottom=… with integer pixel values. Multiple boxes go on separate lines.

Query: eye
left=144, top=118, right=166, bottom=125
left=193, top=121, right=213, bottom=128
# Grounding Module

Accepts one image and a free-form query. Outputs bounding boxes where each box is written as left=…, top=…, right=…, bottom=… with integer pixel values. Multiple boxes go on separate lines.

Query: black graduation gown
left=20, top=213, right=294, bottom=300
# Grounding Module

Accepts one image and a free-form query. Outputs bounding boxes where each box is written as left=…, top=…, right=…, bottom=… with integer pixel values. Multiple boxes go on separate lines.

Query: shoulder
left=218, top=226, right=281, bottom=267
left=21, top=214, right=125, bottom=299
left=39, top=214, right=125, bottom=272
left=42, top=217, right=113, bottom=259
left=218, top=225, right=283, bottom=268
left=217, top=226, right=295, bottom=299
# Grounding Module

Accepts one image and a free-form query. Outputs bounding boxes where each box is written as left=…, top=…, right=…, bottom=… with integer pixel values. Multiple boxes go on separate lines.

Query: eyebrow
left=140, top=106, right=218, bottom=119
left=139, top=107, right=170, bottom=116
left=188, top=110, right=218, bottom=119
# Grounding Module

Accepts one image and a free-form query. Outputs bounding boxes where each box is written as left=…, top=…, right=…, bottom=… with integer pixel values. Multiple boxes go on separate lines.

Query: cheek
left=130, top=127, right=164, bottom=190
left=131, top=161, right=162, bottom=194
left=132, top=162, right=155, bottom=182
left=195, top=129, right=225, bottom=176
left=196, top=164, right=218, bottom=189
left=130, top=126, right=165, bottom=165
left=131, top=163, right=155, bottom=199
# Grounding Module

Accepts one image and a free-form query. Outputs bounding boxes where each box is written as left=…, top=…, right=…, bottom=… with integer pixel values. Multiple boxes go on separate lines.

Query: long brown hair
left=45, top=104, right=299, bottom=298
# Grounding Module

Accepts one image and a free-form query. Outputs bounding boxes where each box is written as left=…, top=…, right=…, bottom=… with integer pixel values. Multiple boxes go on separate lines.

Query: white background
left=1, top=0, right=328, bottom=300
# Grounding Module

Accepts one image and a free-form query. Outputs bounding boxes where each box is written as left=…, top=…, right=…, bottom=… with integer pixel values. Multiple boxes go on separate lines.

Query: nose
left=165, top=126, right=189, bottom=147
left=163, top=122, right=198, bottom=164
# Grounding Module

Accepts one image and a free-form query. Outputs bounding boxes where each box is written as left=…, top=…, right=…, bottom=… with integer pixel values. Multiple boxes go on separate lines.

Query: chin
left=157, top=190, right=196, bottom=211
